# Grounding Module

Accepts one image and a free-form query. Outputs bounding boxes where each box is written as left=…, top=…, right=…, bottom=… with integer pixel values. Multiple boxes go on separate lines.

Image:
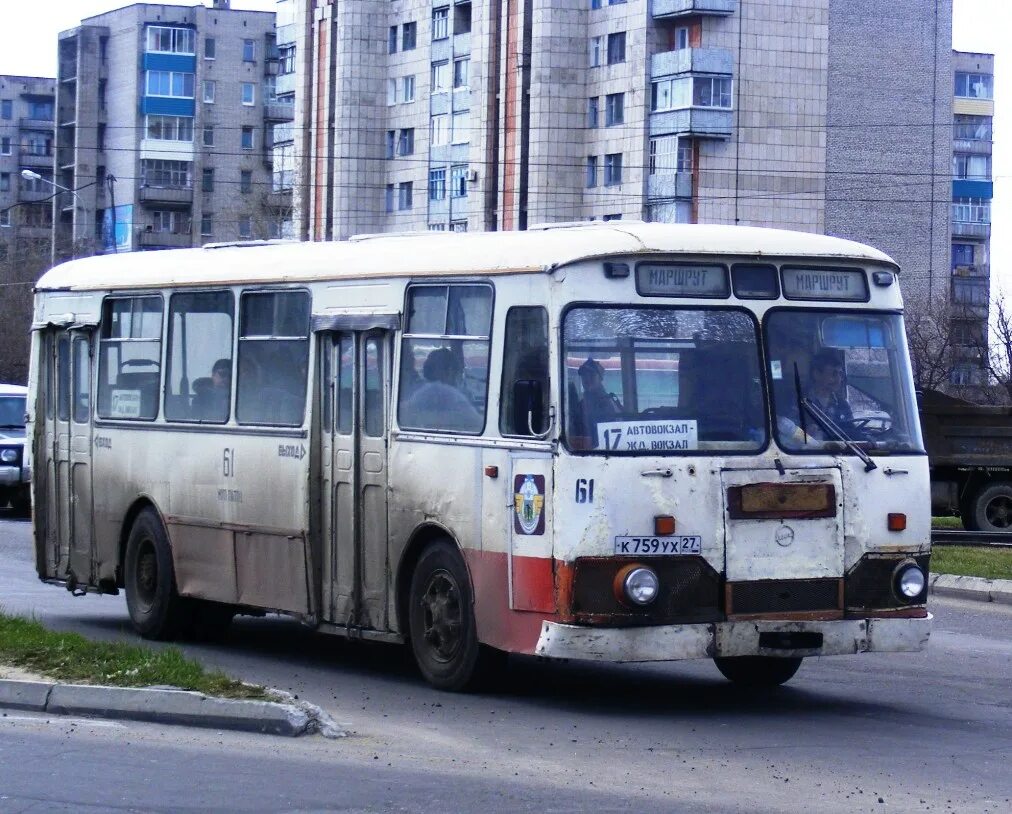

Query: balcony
left=264, top=101, right=295, bottom=122
left=17, top=186, right=53, bottom=203
left=19, top=117, right=54, bottom=132
left=264, top=58, right=279, bottom=76
left=264, top=189, right=292, bottom=210
left=19, top=151, right=55, bottom=169
left=952, top=263, right=989, bottom=278
left=651, top=47, right=733, bottom=79
left=138, top=230, right=192, bottom=249
left=650, top=107, right=732, bottom=139
left=647, top=172, right=692, bottom=200
left=652, top=0, right=737, bottom=18
left=952, top=221, right=990, bottom=239
left=138, top=185, right=193, bottom=207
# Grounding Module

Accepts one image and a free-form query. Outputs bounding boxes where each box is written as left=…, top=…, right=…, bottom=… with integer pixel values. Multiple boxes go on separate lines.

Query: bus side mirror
left=513, top=379, right=546, bottom=436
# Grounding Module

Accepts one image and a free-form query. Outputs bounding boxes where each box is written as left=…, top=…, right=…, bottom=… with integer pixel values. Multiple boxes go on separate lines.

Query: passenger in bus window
left=193, top=358, right=231, bottom=421
left=401, top=347, right=481, bottom=432
left=574, top=358, right=622, bottom=446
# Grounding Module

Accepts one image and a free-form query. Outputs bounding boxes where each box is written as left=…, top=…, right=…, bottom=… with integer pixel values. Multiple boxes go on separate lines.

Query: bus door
left=318, top=326, right=393, bottom=630
left=43, top=328, right=94, bottom=585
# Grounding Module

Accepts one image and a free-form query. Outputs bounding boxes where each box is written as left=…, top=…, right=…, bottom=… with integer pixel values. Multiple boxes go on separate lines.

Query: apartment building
left=950, top=50, right=993, bottom=386
left=53, top=1, right=280, bottom=260
left=294, top=0, right=952, bottom=305
left=0, top=76, right=56, bottom=261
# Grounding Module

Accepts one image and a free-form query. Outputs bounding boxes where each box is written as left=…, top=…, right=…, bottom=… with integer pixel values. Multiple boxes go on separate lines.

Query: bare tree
left=905, top=296, right=960, bottom=393
left=0, top=235, right=52, bottom=384
left=979, top=294, right=1012, bottom=405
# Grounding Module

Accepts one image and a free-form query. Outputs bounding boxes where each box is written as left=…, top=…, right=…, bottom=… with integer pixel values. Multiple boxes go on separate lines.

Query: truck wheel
left=408, top=539, right=502, bottom=691
left=124, top=508, right=191, bottom=640
left=972, top=483, right=1012, bottom=532
left=714, top=656, right=803, bottom=687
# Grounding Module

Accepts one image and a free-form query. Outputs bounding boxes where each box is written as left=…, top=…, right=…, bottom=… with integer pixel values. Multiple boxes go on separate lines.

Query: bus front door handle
left=641, top=468, right=673, bottom=478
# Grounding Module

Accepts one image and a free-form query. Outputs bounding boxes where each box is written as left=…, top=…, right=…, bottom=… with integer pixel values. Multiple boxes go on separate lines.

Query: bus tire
left=972, top=482, right=1012, bottom=533
left=124, top=508, right=191, bottom=640
left=713, top=656, right=803, bottom=687
left=408, top=540, right=497, bottom=692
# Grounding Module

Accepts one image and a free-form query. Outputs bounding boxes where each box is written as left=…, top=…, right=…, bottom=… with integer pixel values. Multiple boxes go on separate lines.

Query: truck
left=920, top=388, right=1012, bottom=531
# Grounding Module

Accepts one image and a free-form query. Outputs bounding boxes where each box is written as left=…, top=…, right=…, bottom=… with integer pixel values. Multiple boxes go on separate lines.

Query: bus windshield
left=766, top=310, right=923, bottom=454
left=563, top=306, right=765, bottom=453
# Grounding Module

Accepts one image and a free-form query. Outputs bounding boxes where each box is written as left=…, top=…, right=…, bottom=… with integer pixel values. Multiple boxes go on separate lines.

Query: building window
left=242, top=39, right=256, bottom=63
left=451, top=164, right=468, bottom=198
left=587, top=97, right=599, bottom=128
left=607, top=32, right=626, bottom=64
left=204, top=37, right=215, bottom=59
left=0, top=209, right=10, bottom=227
left=238, top=215, right=252, bottom=239
left=0, top=137, right=10, bottom=155
left=432, top=61, right=450, bottom=93
left=152, top=210, right=188, bottom=234
left=953, top=153, right=990, bottom=180
left=586, top=156, right=597, bottom=188
left=451, top=219, right=468, bottom=232
left=605, top=92, right=624, bottom=126
left=23, top=133, right=53, bottom=156
left=146, top=70, right=195, bottom=98
left=649, top=134, right=692, bottom=174
left=453, top=57, right=469, bottom=89
left=387, top=79, right=397, bottom=106
left=433, top=7, right=449, bottom=40
left=452, top=111, right=470, bottom=144
left=385, top=130, right=396, bottom=159
left=241, top=83, right=255, bottom=106
left=388, top=26, right=398, bottom=54
left=0, top=100, right=10, bottom=120
left=952, top=277, right=988, bottom=306
left=146, top=115, right=193, bottom=142
left=693, top=76, right=732, bottom=107
left=454, top=2, right=472, bottom=34
left=589, top=35, right=603, bottom=68
left=428, top=223, right=447, bottom=232
left=675, top=26, right=689, bottom=50
left=591, top=0, right=602, bottom=7
left=0, top=173, right=8, bottom=191
left=398, top=128, right=415, bottom=156
left=952, top=243, right=975, bottom=269
left=402, top=22, right=417, bottom=51
left=203, top=125, right=214, bottom=146
left=203, top=80, right=215, bottom=103
left=403, top=75, right=415, bottom=102
left=429, top=167, right=447, bottom=201
left=952, top=197, right=991, bottom=224
left=604, top=153, right=622, bottom=186
left=240, top=170, right=253, bottom=194
left=241, top=127, right=255, bottom=150
left=385, top=183, right=395, bottom=212
left=200, top=212, right=213, bottom=236
left=201, top=168, right=214, bottom=192
left=279, top=44, right=296, bottom=75
left=141, top=159, right=191, bottom=188
left=954, top=114, right=992, bottom=141
left=398, top=181, right=413, bottom=210
left=28, top=100, right=53, bottom=121
left=431, top=114, right=449, bottom=146
left=147, top=26, right=195, bottom=55
left=652, top=76, right=732, bottom=111
left=954, top=71, right=993, bottom=99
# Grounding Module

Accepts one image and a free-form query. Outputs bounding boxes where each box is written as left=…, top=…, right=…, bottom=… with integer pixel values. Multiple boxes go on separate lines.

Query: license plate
left=614, top=536, right=702, bottom=555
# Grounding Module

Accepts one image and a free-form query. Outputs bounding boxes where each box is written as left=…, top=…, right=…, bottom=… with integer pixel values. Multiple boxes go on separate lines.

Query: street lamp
left=21, top=169, right=88, bottom=256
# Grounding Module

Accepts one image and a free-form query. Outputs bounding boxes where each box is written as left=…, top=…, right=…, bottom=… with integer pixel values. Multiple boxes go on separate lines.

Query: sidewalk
left=929, top=572, right=1012, bottom=605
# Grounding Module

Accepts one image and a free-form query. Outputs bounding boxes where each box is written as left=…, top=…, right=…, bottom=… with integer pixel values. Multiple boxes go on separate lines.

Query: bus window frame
left=730, top=263, right=780, bottom=300
left=779, top=265, right=871, bottom=304
left=761, top=305, right=926, bottom=457
left=235, top=286, right=312, bottom=429
left=559, top=301, right=769, bottom=457
left=397, top=280, right=495, bottom=437
left=96, top=294, right=165, bottom=423
left=498, top=305, right=550, bottom=439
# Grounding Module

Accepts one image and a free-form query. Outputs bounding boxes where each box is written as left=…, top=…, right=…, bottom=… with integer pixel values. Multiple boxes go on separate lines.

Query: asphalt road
left=1, top=515, right=1010, bottom=813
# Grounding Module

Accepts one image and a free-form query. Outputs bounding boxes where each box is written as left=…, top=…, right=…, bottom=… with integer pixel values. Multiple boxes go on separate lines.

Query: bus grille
left=845, top=554, right=930, bottom=608
left=727, top=578, right=842, bottom=616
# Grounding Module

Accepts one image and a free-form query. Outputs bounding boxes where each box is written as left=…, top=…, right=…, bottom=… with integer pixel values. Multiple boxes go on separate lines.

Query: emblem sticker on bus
left=781, top=268, right=868, bottom=301
left=514, top=474, right=546, bottom=535
left=636, top=264, right=729, bottom=298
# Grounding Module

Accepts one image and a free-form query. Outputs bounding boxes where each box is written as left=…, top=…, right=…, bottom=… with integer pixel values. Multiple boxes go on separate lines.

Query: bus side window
left=236, top=290, right=310, bottom=427
left=164, top=291, right=234, bottom=423
left=499, top=307, right=549, bottom=437
left=97, top=296, right=163, bottom=421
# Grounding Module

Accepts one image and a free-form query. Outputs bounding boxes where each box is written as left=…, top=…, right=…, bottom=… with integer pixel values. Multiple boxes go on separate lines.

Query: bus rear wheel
left=408, top=540, right=499, bottom=691
left=713, top=656, right=803, bottom=687
left=124, top=508, right=190, bottom=640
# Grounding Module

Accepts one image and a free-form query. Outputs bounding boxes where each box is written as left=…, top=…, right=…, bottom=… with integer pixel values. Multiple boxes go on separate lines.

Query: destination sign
left=636, top=264, right=729, bottom=298
left=782, top=268, right=868, bottom=301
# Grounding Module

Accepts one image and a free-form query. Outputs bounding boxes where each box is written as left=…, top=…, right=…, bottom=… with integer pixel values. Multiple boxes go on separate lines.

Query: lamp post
left=21, top=169, right=88, bottom=257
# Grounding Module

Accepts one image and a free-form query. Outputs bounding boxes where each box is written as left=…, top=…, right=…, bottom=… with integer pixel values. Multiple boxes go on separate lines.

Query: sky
left=0, top=0, right=1005, bottom=295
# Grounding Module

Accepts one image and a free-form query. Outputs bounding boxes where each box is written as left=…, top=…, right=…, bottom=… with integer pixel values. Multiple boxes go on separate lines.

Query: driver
left=806, top=349, right=854, bottom=430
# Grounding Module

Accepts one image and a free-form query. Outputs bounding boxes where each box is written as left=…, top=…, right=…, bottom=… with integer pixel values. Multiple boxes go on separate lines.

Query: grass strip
left=931, top=516, right=964, bottom=530
left=932, top=546, right=1012, bottom=581
left=0, top=612, right=267, bottom=699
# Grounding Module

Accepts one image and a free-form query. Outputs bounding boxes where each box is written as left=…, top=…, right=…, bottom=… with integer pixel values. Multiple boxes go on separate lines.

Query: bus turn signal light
left=654, top=515, right=676, bottom=536
left=888, top=513, right=907, bottom=531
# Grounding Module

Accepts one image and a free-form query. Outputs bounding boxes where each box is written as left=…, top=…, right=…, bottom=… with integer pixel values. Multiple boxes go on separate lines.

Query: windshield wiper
left=0, top=424, right=25, bottom=430
left=801, top=397, right=877, bottom=473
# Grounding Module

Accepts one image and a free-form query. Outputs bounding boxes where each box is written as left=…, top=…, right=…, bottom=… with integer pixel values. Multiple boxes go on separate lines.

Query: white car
left=0, top=383, right=30, bottom=514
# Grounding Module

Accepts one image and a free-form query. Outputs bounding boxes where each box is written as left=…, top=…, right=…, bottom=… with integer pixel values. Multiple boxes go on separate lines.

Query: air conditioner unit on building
left=466, top=170, right=478, bottom=183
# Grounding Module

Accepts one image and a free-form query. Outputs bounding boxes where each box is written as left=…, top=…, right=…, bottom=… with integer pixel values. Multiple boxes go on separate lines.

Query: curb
left=0, top=680, right=347, bottom=738
left=930, top=573, right=1012, bottom=605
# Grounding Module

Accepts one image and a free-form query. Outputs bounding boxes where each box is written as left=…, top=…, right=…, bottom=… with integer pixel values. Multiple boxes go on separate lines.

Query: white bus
left=29, top=223, right=931, bottom=690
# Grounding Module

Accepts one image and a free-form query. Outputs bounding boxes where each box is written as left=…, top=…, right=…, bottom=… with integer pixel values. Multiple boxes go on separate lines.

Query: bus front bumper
left=534, top=614, right=932, bottom=662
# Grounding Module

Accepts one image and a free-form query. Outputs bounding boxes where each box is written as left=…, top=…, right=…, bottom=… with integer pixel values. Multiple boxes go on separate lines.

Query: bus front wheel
left=124, top=508, right=190, bottom=640
left=408, top=540, right=500, bottom=691
left=713, top=656, right=803, bottom=687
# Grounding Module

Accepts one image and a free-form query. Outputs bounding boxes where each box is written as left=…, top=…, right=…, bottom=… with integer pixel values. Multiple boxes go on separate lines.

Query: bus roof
left=35, top=222, right=898, bottom=292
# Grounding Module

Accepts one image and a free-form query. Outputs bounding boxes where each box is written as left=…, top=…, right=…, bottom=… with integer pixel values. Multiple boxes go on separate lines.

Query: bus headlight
left=893, top=561, right=926, bottom=601
left=621, top=566, right=660, bottom=606
left=0, top=449, right=17, bottom=463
